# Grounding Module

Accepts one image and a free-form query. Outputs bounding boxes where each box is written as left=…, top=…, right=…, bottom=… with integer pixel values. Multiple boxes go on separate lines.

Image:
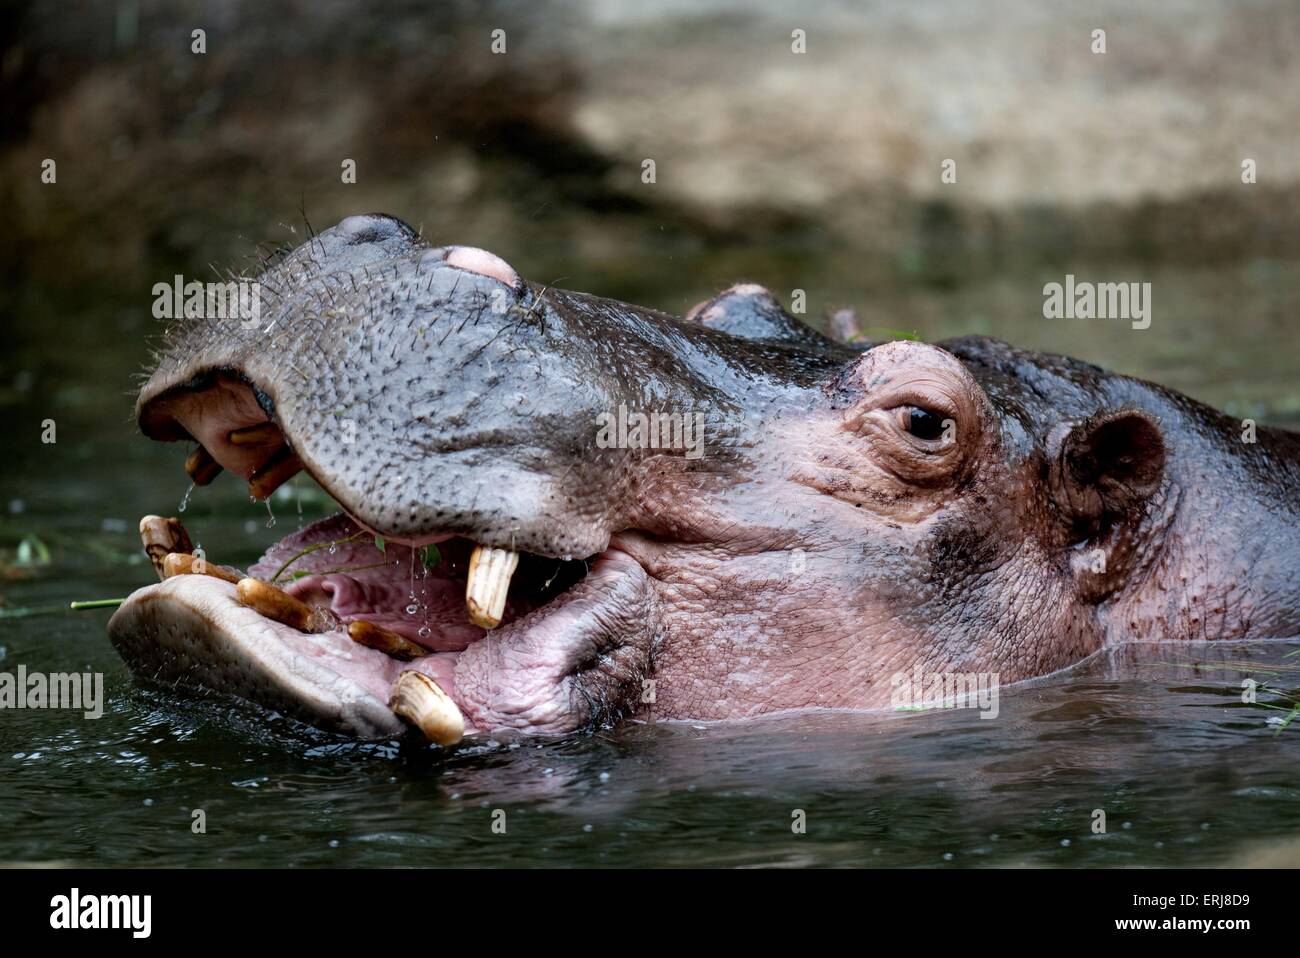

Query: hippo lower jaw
left=109, top=509, right=661, bottom=740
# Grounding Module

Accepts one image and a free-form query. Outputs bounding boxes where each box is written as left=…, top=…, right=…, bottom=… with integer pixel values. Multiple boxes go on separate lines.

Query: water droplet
left=179, top=483, right=194, bottom=513
left=418, top=625, right=431, bottom=638
left=405, top=603, right=419, bottom=615
left=264, top=499, right=276, bottom=528
left=328, top=544, right=337, bottom=555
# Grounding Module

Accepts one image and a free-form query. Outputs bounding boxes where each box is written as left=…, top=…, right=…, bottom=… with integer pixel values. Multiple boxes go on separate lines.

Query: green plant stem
left=290, top=560, right=390, bottom=580
left=68, top=598, right=127, bottom=610
left=270, top=531, right=366, bottom=584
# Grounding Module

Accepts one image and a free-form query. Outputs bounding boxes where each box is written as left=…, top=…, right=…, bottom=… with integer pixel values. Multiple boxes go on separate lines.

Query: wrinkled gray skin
left=109, top=214, right=1300, bottom=740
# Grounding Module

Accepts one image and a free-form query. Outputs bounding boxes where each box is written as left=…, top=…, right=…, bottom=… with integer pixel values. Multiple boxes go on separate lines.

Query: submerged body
left=108, top=214, right=1300, bottom=740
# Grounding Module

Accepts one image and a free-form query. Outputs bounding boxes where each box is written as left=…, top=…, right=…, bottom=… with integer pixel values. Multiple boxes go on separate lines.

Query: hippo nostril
left=338, top=213, right=414, bottom=244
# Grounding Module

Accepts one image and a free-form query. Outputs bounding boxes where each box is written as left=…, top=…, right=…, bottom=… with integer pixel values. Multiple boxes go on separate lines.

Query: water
left=2, top=630, right=1299, bottom=866
left=1, top=254, right=1298, bottom=866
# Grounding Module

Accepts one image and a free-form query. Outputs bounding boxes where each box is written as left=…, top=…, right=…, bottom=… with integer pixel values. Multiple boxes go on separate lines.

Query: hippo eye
left=903, top=406, right=947, bottom=442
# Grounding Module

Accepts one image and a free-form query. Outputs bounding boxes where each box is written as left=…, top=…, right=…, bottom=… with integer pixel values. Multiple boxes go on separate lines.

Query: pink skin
left=235, top=512, right=654, bottom=734
left=259, top=524, right=492, bottom=652
left=111, top=510, right=653, bottom=737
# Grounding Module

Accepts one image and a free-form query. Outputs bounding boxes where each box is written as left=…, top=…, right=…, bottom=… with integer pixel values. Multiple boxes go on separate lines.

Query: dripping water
left=405, top=550, right=419, bottom=616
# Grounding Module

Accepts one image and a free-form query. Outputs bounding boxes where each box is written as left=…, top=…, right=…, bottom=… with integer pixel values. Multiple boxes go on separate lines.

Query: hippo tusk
left=161, top=551, right=243, bottom=585
left=248, top=445, right=303, bottom=500
left=139, top=515, right=195, bottom=580
left=228, top=422, right=282, bottom=446
left=347, top=620, right=429, bottom=661
left=465, top=545, right=519, bottom=629
left=388, top=670, right=464, bottom=746
left=235, top=577, right=336, bottom=634
left=184, top=446, right=223, bottom=485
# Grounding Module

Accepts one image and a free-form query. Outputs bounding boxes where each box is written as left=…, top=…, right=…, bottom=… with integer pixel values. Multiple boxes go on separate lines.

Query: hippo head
left=108, top=213, right=1300, bottom=740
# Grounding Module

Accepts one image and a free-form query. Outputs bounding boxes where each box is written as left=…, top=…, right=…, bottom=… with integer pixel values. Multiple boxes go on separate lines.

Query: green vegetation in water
left=1150, top=657, right=1300, bottom=736
left=851, top=327, right=921, bottom=342
left=0, top=523, right=146, bottom=571
left=15, top=535, right=51, bottom=567
left=0, top=532, right=53, bottom=578
left=0, top=596, right=127, bottom=619
left=0, top=603, right=70, bottom=619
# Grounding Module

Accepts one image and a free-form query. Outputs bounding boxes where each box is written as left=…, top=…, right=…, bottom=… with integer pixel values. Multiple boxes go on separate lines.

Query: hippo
left=107, top=213, right=1300, bottom=742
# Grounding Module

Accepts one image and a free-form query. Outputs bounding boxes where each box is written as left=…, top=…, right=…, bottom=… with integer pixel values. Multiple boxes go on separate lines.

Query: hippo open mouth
left=108, top=212, right=1300, bottom=745
left=112, top=502, right=655, bottom=741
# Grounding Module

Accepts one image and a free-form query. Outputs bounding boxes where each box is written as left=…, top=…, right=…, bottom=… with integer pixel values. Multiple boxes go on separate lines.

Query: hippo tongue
left=246, top=516, right=489, bottom=653
left=107, top=512, right=659, bottom=739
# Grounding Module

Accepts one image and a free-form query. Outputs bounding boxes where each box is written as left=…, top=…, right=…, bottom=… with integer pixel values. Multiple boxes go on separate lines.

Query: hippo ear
left=1049, top=409, right=1166, bottom=534
left=685, top=284, right=834, bottom=349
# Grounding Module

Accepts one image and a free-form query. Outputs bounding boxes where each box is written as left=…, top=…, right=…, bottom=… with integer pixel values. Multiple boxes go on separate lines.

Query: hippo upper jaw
left=110, top=214, right=707, bottom=739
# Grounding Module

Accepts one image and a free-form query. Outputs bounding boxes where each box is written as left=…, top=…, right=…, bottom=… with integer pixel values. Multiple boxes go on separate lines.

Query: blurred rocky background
left=3, top=0, right=1298, bottom=427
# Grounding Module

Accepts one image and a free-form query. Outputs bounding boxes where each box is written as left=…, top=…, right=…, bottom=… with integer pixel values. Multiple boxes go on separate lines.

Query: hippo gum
left=107, top=214, right=1300, bottom=741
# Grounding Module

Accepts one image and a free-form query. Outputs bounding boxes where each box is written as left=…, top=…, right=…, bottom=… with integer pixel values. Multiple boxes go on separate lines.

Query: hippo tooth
left=185, top=446, right=223, bottom=486
left=347, top=620, right=429, bottom=661
left=139, top=514, right=195, bottom=580
left=228, top=421, right=282, bottom=446
left=235, top=577, right=335, bottom=634
left=247, top=445, right=303, bottom=500
left=389, top=670, right=464, bottom=746
left=161, top=551, right=243, bottom=585
left=465, top=545, right=520, bottom=629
